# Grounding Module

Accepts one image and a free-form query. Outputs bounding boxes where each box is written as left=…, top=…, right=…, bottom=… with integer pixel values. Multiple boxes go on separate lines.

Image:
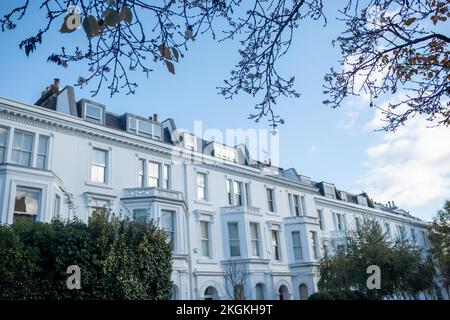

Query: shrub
left=0, top=211, right=173, bottom=300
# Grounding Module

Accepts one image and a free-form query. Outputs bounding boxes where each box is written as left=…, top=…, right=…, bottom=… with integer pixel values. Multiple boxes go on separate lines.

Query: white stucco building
left=0, top=81, right=447, bottom=300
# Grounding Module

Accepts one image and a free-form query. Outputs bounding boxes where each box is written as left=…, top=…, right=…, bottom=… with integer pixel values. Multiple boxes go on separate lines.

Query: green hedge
left=0, top=211, right=173, bottom=300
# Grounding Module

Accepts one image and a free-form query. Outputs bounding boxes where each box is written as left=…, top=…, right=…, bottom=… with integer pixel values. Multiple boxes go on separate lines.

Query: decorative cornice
left=0, top=100, right=320, bottom=193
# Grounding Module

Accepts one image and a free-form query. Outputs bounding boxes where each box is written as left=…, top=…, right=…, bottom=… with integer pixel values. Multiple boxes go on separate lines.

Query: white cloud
left=359, top=110, right=450, bottom=217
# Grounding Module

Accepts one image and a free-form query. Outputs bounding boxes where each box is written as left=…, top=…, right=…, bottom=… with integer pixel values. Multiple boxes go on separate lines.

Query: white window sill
left=194, top=199, right=213, bottom=206
left=85, top=181, right=113, bottom=189
left=196, top=258, right=218, bottom=264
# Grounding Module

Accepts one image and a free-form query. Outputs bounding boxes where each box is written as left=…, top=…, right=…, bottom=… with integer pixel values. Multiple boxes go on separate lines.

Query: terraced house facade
left=0, top=81, right=447, bottom=300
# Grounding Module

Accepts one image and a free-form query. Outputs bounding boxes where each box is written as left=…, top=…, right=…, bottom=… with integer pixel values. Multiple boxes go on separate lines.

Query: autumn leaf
left=171, top=47, right=179, bottom=61
left=82, top=15, right=99, bottom=38
left=185, top=29, right=195, bottom=41
left=404, top=17, right=416, bottom=26
left=104, top=8, right=120, bottom=27
left=120, top=6, right=133, bottom=24
left=165, top=60, right=175, bottom=74
left=164, top=46, right=172, bottom=60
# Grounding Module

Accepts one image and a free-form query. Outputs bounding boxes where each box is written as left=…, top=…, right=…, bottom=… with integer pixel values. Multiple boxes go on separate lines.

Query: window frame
left=0, top=126, right=9, bottom=163
left=266, top=188, right=276, bottom=213
left=163, top=164, right=171, bottom=189
left=310, top=231, right=319, bottom=260
left=226, top=179, right=233, bottom=205
left=161, top=210, right=176, bottom=250
left=317, top=209, right=325, bottom=231
left=53, top=193, right=61, bottom=218
left=249, top=222, right=261, bottom=257
left=271, top=230, right=281, bottom=261
left=291, top=231, right=304, bottom=261
left=90, top=147, right=108, bottom=184
left=11, top=129, right=34, bottom=167
left=197, top=172, right=209, bottom=201
left=13, top=186, right=41, bottom=223
left=234, top=181, right=243, bottom=206
left=84, top=103, right=104, bottom=124
left=200, top=220, right=211, bottom=258
left=138, top=158, right=145, bottom=187
left=227, top=222, right=241, bottom=258
left=36, top=134, right=49, bottom=170
left=148, top=161, right=161, bottom=187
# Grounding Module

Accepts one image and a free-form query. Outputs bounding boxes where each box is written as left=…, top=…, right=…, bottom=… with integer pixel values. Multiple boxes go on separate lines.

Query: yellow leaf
left=405, top=17, right=416, bottom=26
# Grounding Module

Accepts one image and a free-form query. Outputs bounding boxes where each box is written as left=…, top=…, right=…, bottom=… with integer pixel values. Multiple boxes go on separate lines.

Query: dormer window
left=84, top=103, right=103, bottom=124
left=182, top=133, right=196, bottom=151
left=214, top=143, right=236, bottom=162
left=357, top=195, right=368, bottom=206
left=340, top=191, right=347, bottom=202
left=127, top=115, right=162, bottom=141
left=323, top=184, right=335, bottom=199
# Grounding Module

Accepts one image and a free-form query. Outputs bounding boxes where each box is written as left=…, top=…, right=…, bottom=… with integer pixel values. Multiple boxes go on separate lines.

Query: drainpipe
left=183, top=160, right=194, bottom=299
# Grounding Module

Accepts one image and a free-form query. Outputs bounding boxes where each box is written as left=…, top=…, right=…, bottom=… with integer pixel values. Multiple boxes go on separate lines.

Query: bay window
left=292, top=231, right=303, bottom=261
left=228, top=222, right=241, bottom=257
left=0, top=127, right=8, bottom=163
left=14, top=187, right=41, bottom=223
left=161, top=210, right=175, bottom=246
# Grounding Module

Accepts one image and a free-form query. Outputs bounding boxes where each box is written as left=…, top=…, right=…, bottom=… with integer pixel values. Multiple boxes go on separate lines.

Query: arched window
left=204, top=286, right=219, bottom=300
left=234, top=284, right=245, bottom=300
left=299, top=284, right=309, bottom=300
left=255, top=284, right=265, bottom=300
left=278, top=285, right=289, bottom=300
left=171, top=285, right=179, bottom=300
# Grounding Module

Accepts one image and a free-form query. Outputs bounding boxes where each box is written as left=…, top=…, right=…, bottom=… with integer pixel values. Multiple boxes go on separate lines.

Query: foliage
left=324, top=0, right=450, bottom=131
left=429, top=200, right=450, bottom=294
left=317, top=216, right=437, bottom=300
left=0, top=1, right=448, bottom=130
left=308, top=290, right=368, bottom=300
left=0, top=210, right=173, bottom=300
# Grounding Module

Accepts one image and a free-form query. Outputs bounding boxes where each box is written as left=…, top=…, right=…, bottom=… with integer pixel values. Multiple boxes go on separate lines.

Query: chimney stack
left=388, top=201, right=391, bottom=208
left=53, top=78, right=60, bottom=92
left=153, top=113, right=158, bottom=122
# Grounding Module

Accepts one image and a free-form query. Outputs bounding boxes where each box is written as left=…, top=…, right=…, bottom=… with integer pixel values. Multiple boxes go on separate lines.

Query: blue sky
left=0, top=1, right=448, bottom=221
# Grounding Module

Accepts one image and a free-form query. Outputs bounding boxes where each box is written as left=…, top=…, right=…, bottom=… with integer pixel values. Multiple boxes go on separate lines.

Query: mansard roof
left=30, top=83, right=416, bottom=219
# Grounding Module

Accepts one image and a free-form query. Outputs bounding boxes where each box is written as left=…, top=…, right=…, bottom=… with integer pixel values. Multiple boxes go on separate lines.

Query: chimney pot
left=153, top=113, right=158, bottom=122
left=53, top=78, right=60, bottom=92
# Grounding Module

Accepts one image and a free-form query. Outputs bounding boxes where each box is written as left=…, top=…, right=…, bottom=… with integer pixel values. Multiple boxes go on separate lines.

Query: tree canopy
left=317, top=217, right=437, bottom=299
left=429, top=200, right=450, bottom=297
left=1, top=0, right=449, bottom=130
